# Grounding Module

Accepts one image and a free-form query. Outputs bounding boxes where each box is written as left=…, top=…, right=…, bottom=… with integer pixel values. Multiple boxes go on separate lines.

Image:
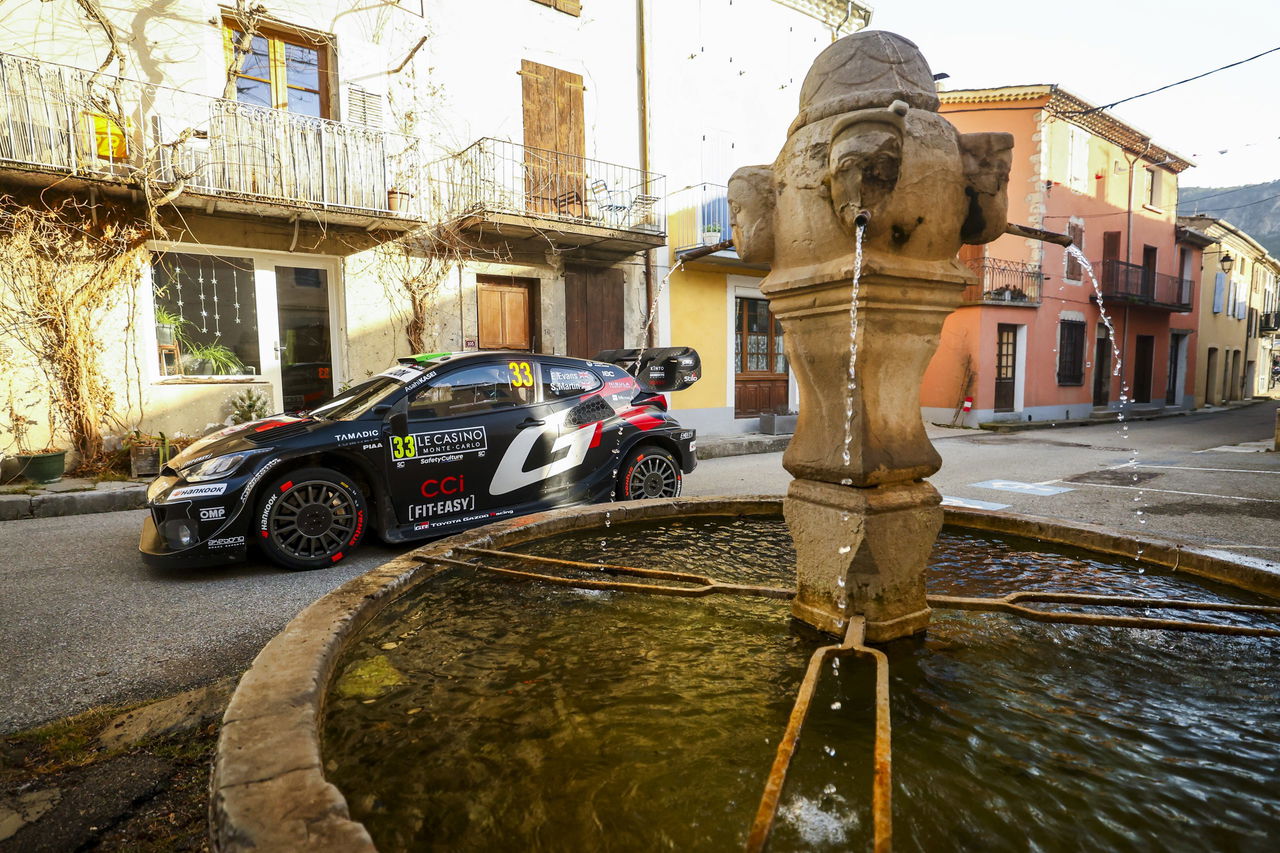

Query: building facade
left=920, top=86, right=1200, bottom=427
left=0, top=0, right=670, bottom=459
left=1177, top=215, right=1280, bottom=404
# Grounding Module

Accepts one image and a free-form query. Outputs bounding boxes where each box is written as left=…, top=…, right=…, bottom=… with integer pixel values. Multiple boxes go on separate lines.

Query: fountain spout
left=676, top=238, right=735, bottom=263
left=1004, top=222, right=1073, bottom=246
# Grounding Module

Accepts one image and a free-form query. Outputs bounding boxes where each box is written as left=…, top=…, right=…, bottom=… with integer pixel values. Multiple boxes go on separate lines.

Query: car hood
left=168, top=416, right=318, bottom=470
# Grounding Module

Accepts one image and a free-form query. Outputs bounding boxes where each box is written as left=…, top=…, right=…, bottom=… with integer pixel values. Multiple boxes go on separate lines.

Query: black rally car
left=139, top=348, right=700, bottom=570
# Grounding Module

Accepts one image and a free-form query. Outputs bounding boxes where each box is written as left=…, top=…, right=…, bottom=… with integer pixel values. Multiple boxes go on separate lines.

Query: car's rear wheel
left=255, top=467, right=367, bottom=570
left=618, top=446, right=682, bottom=500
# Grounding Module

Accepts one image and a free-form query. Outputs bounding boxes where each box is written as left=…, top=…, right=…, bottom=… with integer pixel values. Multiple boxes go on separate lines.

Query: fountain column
left=729, top=31, right=1013, bottom=642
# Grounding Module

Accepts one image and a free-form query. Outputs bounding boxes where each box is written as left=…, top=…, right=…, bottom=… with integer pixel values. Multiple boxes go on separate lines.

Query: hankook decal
left=167, top=483, right=228, bottom=501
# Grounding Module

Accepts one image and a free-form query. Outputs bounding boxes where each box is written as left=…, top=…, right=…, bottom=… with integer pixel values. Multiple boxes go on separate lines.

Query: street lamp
left=1221, top=252, right=1235, bottom=274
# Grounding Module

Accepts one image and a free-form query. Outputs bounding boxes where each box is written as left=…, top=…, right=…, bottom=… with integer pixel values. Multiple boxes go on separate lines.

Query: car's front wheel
left=617, top=446, right=682, bottom=500
left=255, top=467, right=368, bottom=570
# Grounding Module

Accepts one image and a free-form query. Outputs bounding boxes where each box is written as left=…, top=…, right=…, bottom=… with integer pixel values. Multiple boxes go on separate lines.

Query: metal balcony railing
left=669, top=182, right=733, bottom=254
left=1091, top=259, right=1193, bottom=312
left=0, top=51, right=428, bottom=219
left=1260, top=311, right=1279, bottom=333
left=426, top=138, right=665, bottom=235
left=962, top=258, right=1043, bottom=305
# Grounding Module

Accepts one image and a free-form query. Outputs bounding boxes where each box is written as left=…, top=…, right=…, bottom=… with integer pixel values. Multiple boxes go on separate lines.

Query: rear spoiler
left=596, top=347, right=701, bottom=392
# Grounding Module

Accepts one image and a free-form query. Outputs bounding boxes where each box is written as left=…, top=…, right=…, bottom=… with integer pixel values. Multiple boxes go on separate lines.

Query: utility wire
left=1069, top=45, right=1280, bottom=116
left=1184, top=190, right=1280, bottom=214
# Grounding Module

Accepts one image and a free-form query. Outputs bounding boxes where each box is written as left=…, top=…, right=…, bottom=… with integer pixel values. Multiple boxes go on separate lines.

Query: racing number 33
left=509, top=361, right=533, bottom=388
left=391, top=434, right=417, bottom=460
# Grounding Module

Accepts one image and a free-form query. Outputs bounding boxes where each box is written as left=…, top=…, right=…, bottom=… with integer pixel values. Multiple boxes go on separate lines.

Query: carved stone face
left=727, top=166, right=776, bottom=264
left=828, top=121, right=902, bottom=234
left=958, top=131, right=1015, bottom=245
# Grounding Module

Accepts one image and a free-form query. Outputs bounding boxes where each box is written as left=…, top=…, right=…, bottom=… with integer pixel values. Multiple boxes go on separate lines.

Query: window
left=153, top=253, right=259, bottom=376
left=1067, top=126, right=1090, bottom=193
left=409, top=364, right=534, bottom=418
left=1144, top=168, right=1161, bottom=208
left=1065, top=222, right=1084, bottom=280
left=735, top=298, right=786, bottom=374
left=224, top=21, right=331, bottom=118
left=1057, top=320, right=1086, bottom=385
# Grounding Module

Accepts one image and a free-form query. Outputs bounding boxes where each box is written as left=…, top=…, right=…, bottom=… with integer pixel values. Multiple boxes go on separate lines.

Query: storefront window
left=153, top=253, right=260, bottom=376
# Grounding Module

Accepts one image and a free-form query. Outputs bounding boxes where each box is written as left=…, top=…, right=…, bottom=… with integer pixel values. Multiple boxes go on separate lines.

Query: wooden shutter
left=1065, top=222, right=1084, bottom=280
left=521, top=60, right=585, bottom=218
left=478, top=280, right=533, bottom=350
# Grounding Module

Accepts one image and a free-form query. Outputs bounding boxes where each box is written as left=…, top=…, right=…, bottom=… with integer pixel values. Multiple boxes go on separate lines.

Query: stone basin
left=210, top=497, right=1280, bottom=851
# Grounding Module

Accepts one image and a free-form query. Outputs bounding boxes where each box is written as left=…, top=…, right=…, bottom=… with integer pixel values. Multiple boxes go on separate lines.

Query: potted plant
left=124, top=430, right=169, bottom=478
left=4, top=399, right=66, bottom=485
left=387, top=187, right=414, bottom=212
left=183, top=340, right=245, bottom=376
left=701, top=223, right=723, bottom=246
left=227, top=389, right=270, bottom=424
left=155, top=306, right=184, bottom=347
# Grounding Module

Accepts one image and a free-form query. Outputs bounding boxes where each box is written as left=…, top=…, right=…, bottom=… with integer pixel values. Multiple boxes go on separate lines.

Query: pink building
left=921, top=86, right=1204, bottom=426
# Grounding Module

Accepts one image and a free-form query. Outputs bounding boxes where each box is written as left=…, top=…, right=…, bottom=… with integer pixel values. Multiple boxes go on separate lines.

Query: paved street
left=1, top=401, right=1276, bottom=733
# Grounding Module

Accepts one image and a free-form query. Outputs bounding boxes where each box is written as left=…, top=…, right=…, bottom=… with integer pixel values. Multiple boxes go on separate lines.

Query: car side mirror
left=388, top=410, right=408, bottom=437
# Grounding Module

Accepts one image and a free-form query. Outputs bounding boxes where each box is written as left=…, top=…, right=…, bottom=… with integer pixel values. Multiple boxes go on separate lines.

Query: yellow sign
left=509, top=361, right=533, bottom=388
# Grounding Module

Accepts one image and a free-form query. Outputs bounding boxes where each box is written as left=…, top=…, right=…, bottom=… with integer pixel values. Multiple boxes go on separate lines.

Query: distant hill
left=1178, top=180, right=1280, bottom=258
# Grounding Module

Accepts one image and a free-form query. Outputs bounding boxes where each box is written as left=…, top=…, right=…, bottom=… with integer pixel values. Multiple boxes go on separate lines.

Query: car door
left=384, top=360, right=541, bottom=528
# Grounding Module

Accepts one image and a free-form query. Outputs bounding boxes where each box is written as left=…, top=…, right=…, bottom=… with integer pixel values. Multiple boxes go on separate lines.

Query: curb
left=695, top=433, right=790, bottom=459
left=0, top=484, right=147, bottom=521
left=978, top=398, right=1271, bottom=434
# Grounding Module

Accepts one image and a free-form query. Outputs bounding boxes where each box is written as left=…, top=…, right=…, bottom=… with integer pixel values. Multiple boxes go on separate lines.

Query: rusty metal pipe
left=1005, top=222, right=1074, bottom=246
left=676, top=238, right=734, bottom=263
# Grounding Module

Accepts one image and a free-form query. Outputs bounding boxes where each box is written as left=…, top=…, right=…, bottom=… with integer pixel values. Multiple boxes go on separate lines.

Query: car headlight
left=180, top=452, right=257, bottom=482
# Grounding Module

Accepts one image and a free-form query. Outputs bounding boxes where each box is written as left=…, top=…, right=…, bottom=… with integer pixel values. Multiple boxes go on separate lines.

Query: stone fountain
left=729, top=31, right=1013, bottom=641
left=210, top=31, right=1280, bottom=853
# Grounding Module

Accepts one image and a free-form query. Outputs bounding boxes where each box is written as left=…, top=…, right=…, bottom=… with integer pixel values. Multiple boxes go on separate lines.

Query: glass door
left=273, top=264, right=336, bottom=412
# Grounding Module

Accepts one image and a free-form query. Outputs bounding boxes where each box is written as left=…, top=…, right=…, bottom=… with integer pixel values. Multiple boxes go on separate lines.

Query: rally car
left=139, top=348, right=700, bottom=570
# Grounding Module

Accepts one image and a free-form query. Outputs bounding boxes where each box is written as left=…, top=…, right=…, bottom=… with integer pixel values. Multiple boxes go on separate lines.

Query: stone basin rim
left=208, top=495, right=1280, bottom=853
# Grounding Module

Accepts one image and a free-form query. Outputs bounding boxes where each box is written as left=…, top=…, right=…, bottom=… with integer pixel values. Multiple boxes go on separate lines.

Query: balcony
left=425, top=138, right=666, bottom=260
left=1090, top=260, right=1193, bottom=312
left=666, top=183, right=764, bottom=270
left=1261, top=312, right=1280, bottom=333
left=0, top=51, right=426, bottom=230
left=961, top=258, right=1043, bottom=306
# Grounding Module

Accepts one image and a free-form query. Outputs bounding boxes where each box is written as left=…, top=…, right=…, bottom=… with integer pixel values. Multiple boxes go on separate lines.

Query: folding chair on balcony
left=590, top=179, right=629, bottom=226
left=627, top=193, right=660, bottom=231
left=554, top=189, right=585, bottom=219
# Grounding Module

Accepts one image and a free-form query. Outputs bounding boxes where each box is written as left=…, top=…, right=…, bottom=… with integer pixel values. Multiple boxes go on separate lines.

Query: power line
left=1184, top=190, right=1280, bottom=215
left=1070, top=45, right=1280, bottom=116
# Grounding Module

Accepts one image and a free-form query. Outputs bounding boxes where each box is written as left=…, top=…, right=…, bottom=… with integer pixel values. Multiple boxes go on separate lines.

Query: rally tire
left=618, top=446, right=682, bottom=500
left=255, top=467, right=368, bottom=571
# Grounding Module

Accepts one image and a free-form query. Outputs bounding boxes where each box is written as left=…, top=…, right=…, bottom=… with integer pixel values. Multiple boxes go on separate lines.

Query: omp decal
left=336, top=429, right=380, bottom=443
left=240, top=458, right=283, bottom=503
left=378, top=364, right=427, bottom=383
left=490, top=408, right=593, bottom=496
left=391, top=427, right=487, bottom=461
left=199, top=506, right=227, bottom=521
left=408, top=495, right=475, bottom=521
left=420, top=476, right=465, bottom=498
left=167, top=483, right=228, bottom=501
left=207, top=535, right=245, bottom=549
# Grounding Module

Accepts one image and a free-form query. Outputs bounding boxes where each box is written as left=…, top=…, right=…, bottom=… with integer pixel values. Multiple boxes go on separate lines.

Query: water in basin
left=323, top=517, right=1280, bottom=851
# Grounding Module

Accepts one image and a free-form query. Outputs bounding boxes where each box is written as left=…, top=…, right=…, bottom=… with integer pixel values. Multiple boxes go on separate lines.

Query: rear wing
left=596, top=347, right=701, bottom=393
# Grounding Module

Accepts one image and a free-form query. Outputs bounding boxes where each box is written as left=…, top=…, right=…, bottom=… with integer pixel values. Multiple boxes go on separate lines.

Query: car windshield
left=308, top=378, right=402, bottom=421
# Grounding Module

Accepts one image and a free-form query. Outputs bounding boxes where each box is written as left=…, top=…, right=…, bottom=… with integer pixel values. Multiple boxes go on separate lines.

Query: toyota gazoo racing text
left=139, top=348, right=700, bottom=570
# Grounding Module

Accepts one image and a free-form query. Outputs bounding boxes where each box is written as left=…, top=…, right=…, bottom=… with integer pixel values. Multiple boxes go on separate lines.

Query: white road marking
left=1069, top=482, right=1280, bottom=504
left=970, top=479, right=1074, bottom=496
left=1133, top=464, right=1280, bottom=475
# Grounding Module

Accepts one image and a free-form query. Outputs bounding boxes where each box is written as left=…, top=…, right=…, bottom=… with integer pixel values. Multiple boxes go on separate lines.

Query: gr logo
left=199, top=506, right=227, bottom=521
left=420, top=476, right=465, bottom=498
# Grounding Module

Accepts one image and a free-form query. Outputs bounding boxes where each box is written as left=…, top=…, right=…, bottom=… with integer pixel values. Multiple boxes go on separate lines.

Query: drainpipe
left=637, top=0, right=655, bottom=347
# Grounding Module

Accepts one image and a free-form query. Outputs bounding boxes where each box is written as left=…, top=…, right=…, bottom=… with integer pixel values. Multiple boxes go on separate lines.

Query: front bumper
left=138, top=513, right=247, bottom=568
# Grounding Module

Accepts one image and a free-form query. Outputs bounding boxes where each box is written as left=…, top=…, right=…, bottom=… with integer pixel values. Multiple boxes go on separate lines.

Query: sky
left=869, top=0, right=1280, bottom=189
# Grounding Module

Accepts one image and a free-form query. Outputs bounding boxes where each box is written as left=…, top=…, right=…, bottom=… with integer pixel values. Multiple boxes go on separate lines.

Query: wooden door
left=1133, top=335, right=1154, bottom=403
left=477, top=277, right=536, bottom=351
left=994, top=324, right=1017, bottom=412
left=1093, top=336, right=1112, bottom=406
left=520, top=59, right=585, bottom=218
left=564, top=264, right=624, bottom=358
left=1165, top=333, right=1182, bottom=405
left=734, top=298, right=789, bottom=416
left=1102, top=230, right=1121, bottom=289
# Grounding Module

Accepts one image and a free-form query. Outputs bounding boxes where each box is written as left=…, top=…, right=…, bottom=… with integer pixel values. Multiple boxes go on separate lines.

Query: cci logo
left=420, top=476, right=465, bottom=498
